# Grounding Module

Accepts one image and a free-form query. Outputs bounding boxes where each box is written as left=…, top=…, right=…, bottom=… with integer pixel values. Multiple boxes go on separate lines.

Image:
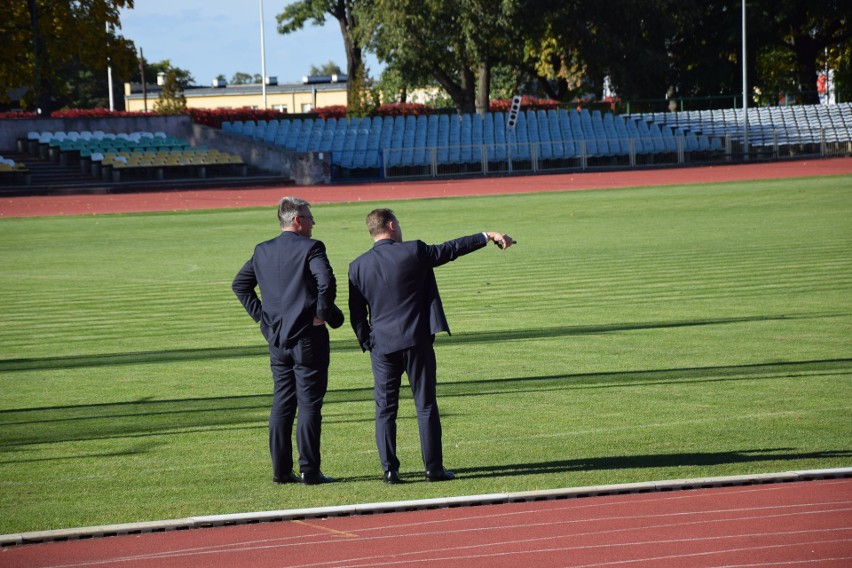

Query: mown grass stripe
left=0, top=176, right=849, bottom=534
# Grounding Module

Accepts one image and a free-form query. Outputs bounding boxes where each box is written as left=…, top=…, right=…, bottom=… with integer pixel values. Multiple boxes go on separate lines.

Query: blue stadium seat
left=424, top=115, right=439, bottom=166
left=284, top=119, right=302, bottom=150
left=591, top=111, right=612, bottom=156
left=470, top=114, right=484, bottom=164
left=319, top=118, right=336, bottom=152
left=307, top=119, right=324, bottom=151
left=384, top=116, right=404, bottom=167
left=544, top=110, right=564, bottom=158
left=242, top=121, right=256, bottom=139
left=626, top=119, right=650, bottom=154
left=460, top=114, right=473, bottom=163
left=613, top=114, right=632, bottom=155
left=274, top=120, right=290, bottom=146
left=437, top=114, right=450, bottom=164
left=295, top=119, right=314, bottom=152
left=413, top=115, right=428, bottom=166
left=448, top=115, right=462, bottom=163
left=263, top=122, right=279, bottom=144
left=513, top=112, right=531, bottom=161
left=363, top=117, right=383, bottom=168
left=569, top=110, right=591, bottom=157
left=352, top=117, right=371, bottom=168
left=492, top=112, right=507, bottom=161
left=660, top=124, right=678, bottom=153
left=603, top=112, right=625, bottom=155
left=401, top=115, right=416, bottom=166
left=378, top=116, right=394, bottom=167
left=536, top=110, right=555, bottom=160
left=556, top=110, right=577, bottom=158
left=483, top=112, right=495, bottom=155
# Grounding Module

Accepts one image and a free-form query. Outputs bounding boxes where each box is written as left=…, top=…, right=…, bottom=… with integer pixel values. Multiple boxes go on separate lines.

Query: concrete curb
left=3, top=466, right=850, bottom=547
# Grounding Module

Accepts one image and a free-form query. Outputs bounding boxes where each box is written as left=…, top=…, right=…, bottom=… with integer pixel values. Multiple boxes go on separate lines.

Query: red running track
left=3, top=478, right=850, bottom=567
left=1, top=157, right=850, bottom=218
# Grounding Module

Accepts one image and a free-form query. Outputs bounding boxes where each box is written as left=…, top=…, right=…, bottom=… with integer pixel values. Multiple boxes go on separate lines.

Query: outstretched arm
left=424, top=232, right=516, bottom=267
left=483, top=232, right=515, bottom=250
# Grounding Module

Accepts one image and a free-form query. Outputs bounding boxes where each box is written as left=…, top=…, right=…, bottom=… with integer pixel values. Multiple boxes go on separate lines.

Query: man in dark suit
left=348, top=208, right=514, bottom=484
left=232, top=197, right=343, bottom=485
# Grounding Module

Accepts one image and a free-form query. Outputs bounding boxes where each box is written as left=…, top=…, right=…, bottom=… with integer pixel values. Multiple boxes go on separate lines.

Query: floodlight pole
left=106, top=22, right=114, bottom=111
left=260, top=0, right=268, bottom=109
left=741, top=0, right=749, bottom=159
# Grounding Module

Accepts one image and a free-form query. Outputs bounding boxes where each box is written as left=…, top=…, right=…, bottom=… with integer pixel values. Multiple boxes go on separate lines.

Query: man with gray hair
left=233, top=197, right=343, bottom=485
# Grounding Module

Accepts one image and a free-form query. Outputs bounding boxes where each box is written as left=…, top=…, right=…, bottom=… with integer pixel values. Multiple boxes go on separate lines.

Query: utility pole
left=139, top=47, right=148, bottom=112
left=260, top=0, right=268, bottom=109
left=741, top=0, right=749, bottom=159
left=106, top=22, right=114, bottom=111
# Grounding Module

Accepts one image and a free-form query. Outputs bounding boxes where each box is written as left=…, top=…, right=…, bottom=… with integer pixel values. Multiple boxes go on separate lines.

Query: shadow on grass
left=0, top=314, right=837, bottom=373
left=451, top=449, right=852, bottom=480
left=0, top=358, right=849, bottom=451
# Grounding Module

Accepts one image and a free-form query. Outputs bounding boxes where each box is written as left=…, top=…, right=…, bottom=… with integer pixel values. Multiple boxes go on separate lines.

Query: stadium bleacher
left=25, top=131, right=247, bottom=181
left=222, top=103, right=852, bottom=175
left=628, top=103, right=852, bottom=151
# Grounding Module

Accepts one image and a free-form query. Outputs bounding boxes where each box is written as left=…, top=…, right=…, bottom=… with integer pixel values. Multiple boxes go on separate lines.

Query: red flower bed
left=0, top=111, right=40, bottom=120
left=189, top=107, right=292, bottom=129
left=312, top=105, right=347, bottom=119
left=51, top=108, right=151, bottom=118
left=489, top=96, right=560, bottom=112
left=375, top=103, right=432, bottom=116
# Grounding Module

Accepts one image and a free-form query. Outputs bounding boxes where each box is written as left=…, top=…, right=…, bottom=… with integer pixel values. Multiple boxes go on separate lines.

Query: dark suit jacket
left=233, top=231, right=339, bottom=349
left=348, top=233, right=487, bottom=355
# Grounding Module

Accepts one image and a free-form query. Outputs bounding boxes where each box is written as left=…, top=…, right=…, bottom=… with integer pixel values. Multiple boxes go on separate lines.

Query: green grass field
left=1, top=176, right=850, bottom=534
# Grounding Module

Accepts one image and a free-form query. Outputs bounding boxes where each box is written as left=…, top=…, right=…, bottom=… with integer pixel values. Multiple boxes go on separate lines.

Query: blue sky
left=118, top=0, right=381, bottom=86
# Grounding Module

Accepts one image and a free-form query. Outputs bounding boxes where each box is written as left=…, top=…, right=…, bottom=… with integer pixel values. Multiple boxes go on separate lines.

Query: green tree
left=363, top=0, right=524, bottom=115
left=135, top=59, right=195, bottom=89
left=153, top=69, right=187, bottom=115
left=230, top=72, right=261, bottom=85
left=309, top=61, right=343, bottom=77
left=764, top=0, right=851, bottom=104
left=0, top=0, right=138, bottom=114
left=276, top=0, right=368, bottom=113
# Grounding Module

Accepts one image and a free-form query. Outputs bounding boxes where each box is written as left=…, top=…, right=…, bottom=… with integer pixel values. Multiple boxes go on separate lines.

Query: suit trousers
left=371, top=338, right=443, bottom=473
left=268, top=324, right=329, bottom=479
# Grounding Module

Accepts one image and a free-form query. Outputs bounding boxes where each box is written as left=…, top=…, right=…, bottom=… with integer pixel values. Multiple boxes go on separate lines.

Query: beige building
left=123, top=76, right=348, bottom=113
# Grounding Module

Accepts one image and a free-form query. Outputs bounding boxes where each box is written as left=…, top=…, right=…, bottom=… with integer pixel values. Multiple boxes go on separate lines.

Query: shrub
left=375, top=103, right=432, bottom=116
left=50, top=108, right=152, bottom=118
left=489, top=96, right=561, bottom=112
left=312, top=105, right=347, bottom=119
left=0, top=111, right=39, bottom=119
left=188, top=107, right=289, bottom=129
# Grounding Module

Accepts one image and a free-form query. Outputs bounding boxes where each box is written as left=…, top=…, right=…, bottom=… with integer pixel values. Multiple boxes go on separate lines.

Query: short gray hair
left=278, top=196, right=310, bottom=227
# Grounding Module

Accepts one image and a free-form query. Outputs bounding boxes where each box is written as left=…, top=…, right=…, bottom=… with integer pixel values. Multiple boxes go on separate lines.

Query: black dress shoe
left=273, top=471, right=300, bottom=484
left=425, top=469, right=455, bottom=482
left=300, top=471, right=334, bottom=485
left=384, top=470, right=401, bottom=484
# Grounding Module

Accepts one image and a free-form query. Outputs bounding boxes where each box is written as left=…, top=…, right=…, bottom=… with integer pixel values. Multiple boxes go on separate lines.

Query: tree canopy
left=276, top=0, right=850, bottom=115
left=276, top=0, right=369, bottom=112
left=0, top=0, right=139, bottom=113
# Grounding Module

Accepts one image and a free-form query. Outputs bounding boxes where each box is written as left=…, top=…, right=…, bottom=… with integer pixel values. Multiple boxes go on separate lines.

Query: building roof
left=124, top=77, right=347, bottom=100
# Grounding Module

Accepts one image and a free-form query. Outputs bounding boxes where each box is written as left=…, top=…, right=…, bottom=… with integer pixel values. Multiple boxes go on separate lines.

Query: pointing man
left=348, top=208, right=514, bottom=484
